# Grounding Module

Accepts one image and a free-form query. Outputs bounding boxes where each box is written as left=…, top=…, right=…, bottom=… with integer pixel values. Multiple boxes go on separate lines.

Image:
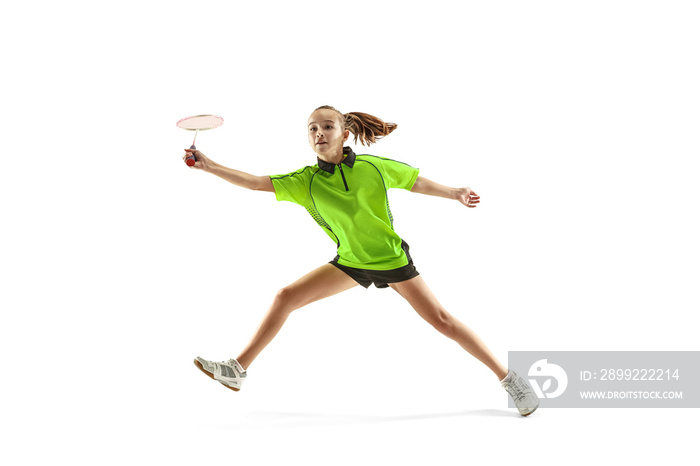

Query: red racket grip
left=185, top=145, right=196, bottom=167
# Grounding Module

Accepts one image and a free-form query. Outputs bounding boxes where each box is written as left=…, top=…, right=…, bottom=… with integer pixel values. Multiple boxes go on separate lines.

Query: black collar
left=317, top=146, right=356, bottom=174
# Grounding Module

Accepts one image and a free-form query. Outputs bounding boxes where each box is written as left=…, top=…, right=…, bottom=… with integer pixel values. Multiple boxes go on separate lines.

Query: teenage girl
left=184, top=105, right=538, bottom=416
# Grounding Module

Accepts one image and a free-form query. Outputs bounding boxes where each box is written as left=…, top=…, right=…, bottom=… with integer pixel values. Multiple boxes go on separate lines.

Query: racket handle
left=185, top=144, right=196, bottom=167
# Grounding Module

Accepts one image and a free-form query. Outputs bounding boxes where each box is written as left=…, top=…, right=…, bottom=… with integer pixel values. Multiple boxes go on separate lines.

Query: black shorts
left=329, top=240, right=420, bottom=289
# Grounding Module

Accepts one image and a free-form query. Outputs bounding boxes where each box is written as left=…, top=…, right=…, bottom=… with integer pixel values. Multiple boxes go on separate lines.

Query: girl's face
left=308, top=109, right=349, bottom=159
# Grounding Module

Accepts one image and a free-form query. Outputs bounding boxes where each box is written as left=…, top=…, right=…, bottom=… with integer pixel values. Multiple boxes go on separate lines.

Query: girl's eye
left=325, top=125, right=333, bottom=129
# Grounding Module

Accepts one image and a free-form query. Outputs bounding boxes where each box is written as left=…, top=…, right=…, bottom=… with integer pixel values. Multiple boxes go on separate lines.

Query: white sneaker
left=501, top=369, right=539, bottom=416
left=194, top=357, right=247, bottom=391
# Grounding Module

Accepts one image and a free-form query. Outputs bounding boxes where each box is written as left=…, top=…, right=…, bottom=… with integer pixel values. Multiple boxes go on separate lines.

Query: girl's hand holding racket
left=456, top=187, right=480, bottom=208
left=176, top=114, right=223, bottom=169
left=183, top=149, right=213, bottom=171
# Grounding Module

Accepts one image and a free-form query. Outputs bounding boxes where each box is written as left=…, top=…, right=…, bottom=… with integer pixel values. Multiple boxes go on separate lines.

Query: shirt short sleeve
left=372, top=156, right=420, bottom=191
left=270, top=166, right=315, bottom=205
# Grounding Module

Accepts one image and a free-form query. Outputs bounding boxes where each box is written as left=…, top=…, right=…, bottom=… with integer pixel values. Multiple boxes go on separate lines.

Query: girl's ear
left=344, top=129, right=350, bottom=141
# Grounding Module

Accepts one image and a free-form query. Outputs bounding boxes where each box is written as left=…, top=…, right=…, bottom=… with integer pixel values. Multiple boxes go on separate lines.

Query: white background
left=1, top=0, right=698, bottom=464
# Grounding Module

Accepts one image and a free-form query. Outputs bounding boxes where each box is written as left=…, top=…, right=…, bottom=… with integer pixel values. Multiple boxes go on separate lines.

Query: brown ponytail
left=315, top=105, right=397, bottom=146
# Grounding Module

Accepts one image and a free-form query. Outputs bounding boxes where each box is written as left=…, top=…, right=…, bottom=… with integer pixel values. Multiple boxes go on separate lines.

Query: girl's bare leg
left=389, top=275, right=509, bottom=381
left=236, top=264, right=357, bottom=370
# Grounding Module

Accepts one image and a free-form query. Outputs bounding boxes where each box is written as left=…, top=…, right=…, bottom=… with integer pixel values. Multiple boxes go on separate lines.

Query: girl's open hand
left=456, top=187, right=480, bottom=208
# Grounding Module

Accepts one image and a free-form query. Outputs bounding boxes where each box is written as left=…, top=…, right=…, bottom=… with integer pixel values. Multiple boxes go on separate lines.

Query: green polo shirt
left=270, top=147, right=420, bottom=270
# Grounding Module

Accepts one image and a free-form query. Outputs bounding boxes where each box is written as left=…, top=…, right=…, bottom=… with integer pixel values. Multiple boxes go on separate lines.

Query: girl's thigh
left=279, top=263, right=358, bottom=310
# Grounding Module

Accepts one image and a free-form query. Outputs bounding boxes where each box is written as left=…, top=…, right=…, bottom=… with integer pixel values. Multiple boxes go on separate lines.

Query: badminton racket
left=176, top=114, right=224, bottom=166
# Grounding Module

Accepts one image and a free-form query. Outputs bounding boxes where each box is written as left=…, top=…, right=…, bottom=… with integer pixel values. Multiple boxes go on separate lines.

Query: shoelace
left=505, top=378, right=531, bottom=404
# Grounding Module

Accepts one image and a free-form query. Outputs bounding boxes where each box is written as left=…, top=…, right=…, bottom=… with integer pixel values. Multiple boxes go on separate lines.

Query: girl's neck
left=318, top=150, right=345, bottom=165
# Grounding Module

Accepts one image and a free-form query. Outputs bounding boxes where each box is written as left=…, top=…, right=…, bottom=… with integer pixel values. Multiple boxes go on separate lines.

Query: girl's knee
left=429, top=309, right=456, bottom=338
left=273, top=285, right=310, bottom=313
left=275, top=286, right=291, bottom=302
left=272, top=286, right=297, bottom=313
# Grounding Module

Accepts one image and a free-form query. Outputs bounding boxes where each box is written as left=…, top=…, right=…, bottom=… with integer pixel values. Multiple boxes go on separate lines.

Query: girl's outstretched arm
left=184, top=149, right=274, bottom=192
left=410, top=176, right=480, bottom=208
